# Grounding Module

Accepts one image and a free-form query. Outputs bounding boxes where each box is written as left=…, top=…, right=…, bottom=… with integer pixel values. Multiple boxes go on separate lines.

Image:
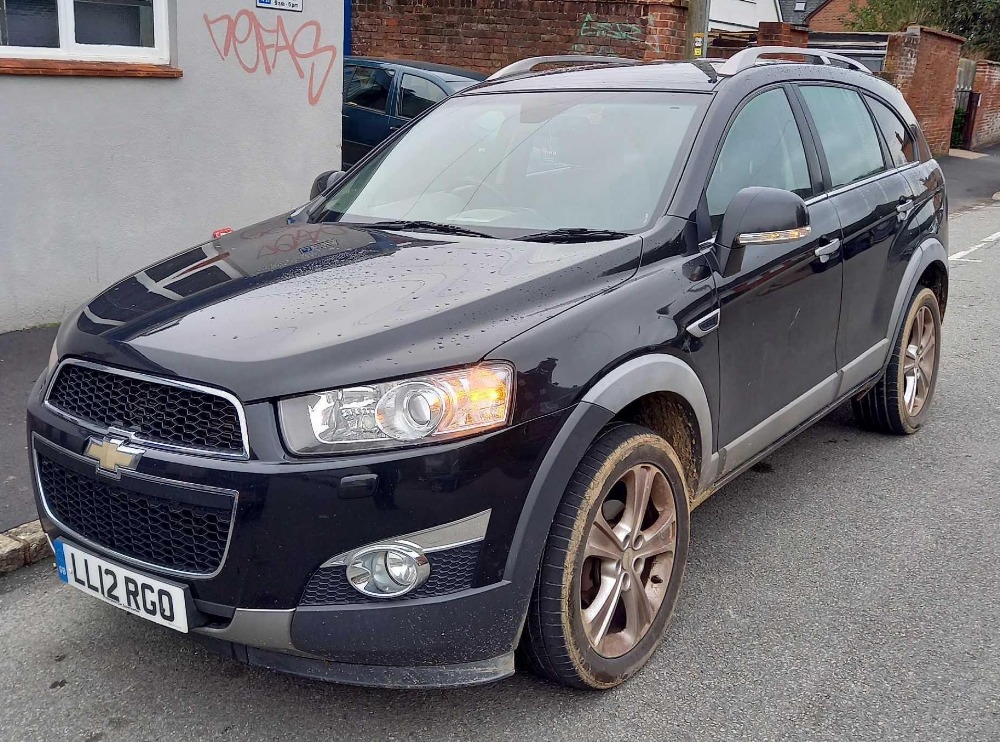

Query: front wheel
left=519, top=424, right=690, bottom=689
left=853, top=286, right=941, bottom=434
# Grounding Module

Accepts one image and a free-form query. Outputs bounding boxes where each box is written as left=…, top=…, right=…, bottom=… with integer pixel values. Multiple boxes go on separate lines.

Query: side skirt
left=691, top=341, right=890, bottom=509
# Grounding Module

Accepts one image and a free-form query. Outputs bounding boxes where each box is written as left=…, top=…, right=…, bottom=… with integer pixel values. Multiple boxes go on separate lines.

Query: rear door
left=706, top=86, right=844, bottom=469
left=388, top=73, right=449, bottom=134
left=795, top=84, right=915, bottom=377
left=342, top=63, right=394, bottom=167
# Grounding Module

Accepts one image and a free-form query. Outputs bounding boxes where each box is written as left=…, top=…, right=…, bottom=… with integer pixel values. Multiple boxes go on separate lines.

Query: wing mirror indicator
left=737, top=225, right=811, bottom=245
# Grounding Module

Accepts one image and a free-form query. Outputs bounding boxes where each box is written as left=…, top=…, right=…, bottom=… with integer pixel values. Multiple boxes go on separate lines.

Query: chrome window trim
left=804, top=161, right=921, bottom=206
left=44, top=358, right=251, bottom=460
left=33, top=433, right=239, bottom=581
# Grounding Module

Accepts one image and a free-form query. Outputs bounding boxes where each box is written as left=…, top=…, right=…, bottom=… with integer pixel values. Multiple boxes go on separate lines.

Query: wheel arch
left=580, top=355, right=714, bottom=494
left=888, top=238, right=948, bottom=347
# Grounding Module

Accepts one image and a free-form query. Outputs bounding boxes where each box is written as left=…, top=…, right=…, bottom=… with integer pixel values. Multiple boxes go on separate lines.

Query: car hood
left=56, top=214, right=642, bottom=401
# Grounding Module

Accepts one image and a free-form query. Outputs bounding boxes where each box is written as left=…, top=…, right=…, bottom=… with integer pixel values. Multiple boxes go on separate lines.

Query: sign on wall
left=256, top=0, right=303, bottom=11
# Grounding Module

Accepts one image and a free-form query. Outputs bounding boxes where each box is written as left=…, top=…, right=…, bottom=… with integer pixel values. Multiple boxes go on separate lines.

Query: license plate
left=54, top=539, right=189, bottom=633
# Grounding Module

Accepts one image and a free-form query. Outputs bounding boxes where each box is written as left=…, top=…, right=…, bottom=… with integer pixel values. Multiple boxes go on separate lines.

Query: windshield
left=314, top=90, right=706, bottom=237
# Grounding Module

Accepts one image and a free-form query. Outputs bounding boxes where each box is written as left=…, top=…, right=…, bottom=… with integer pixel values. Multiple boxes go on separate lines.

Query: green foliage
left=846, top=0, right=1000, bottom=59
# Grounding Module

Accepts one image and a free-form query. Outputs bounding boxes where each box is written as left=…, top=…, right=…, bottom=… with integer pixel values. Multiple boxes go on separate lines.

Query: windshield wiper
left=515, top=228, right=632, bottom=243
left=361, top=220, right=494, bottom=239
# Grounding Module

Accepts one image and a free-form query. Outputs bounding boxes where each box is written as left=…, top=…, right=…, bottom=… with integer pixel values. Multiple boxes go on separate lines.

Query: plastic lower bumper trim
left=195, top=635, right=515, bottom=689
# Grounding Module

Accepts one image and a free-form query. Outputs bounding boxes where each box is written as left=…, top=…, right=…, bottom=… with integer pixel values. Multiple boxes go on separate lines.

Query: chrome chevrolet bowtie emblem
left=84, top=436, right=144, bottom=477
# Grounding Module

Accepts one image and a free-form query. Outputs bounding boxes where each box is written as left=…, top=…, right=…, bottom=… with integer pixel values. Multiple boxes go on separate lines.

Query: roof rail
left=487, top=55, right=640, bottom=81
left=718, top=46, right=872, bottom=76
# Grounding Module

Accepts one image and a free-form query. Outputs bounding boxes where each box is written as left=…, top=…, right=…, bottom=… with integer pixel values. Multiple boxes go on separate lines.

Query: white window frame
left=0, top=0, right=170, bottom=64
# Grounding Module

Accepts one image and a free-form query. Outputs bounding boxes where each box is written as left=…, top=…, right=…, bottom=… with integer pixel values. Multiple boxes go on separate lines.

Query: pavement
left=0, top=326, right=56, bottom=532
left=1, top=203, right=1000, bottom=740
left=940, top=143, right=1000, bottom=213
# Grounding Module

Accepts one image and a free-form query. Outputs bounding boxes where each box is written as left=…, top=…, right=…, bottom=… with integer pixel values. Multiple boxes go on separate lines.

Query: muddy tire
left=519, top=424, right=690, bottom=689
left=853, top=287, right=941, bottom=435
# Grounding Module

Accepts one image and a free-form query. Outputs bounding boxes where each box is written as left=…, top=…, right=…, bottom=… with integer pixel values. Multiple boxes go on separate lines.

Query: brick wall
left=808, top=0, right=856, bottom=33
left=352, top=0, right=687, bottom=74
left=756, top=22, right=808, bottom=48
left=971, top=60, right=1000, bottom=149
left=881, top=26, right=964, bottom=157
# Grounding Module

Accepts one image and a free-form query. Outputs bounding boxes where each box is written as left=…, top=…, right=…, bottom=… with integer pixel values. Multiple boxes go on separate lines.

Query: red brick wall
left=971, top=60, right=1000, bottom=150
left=352, top=0, right=687, bottom=74
left=756, top=22, right=808, bottom=48
left=808, top=0, right=857, bottom=33
left=881, top=26, right=964, bottom=157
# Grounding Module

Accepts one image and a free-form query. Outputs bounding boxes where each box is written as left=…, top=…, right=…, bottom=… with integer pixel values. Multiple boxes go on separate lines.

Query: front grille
left=38, top=455, right=234, bottom=575
left=300, top=541, right=481, bottom=606
left=47, top=363, right=245, bottom=455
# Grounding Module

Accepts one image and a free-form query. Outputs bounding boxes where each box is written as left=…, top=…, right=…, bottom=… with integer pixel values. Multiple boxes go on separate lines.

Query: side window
left=398, top=75, right=447, bottom=119
left=800, top=85, right=886, bottom=188
left=866, top=97, right=917, bottom=167
left=346, top=67, right=392, bottom=113
left=342, top=64, right=356, bottom=100
left=706, top=88, right=812, bottom=231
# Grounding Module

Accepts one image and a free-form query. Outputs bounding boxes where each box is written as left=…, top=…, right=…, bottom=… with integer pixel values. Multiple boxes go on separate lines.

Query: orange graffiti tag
left=204, top=10, right=338, bottom=105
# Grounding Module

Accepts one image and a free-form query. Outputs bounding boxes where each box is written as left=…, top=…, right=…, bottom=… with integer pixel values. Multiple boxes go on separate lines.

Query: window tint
left=800, top=85, right=885, bottom=188
left=867, top=96, right=917, bottom=167
left=398, top=74, right=447, bottom=119
left=346, top=67, right=392, bottom=113
left=706, top=88, right=811, bottom=230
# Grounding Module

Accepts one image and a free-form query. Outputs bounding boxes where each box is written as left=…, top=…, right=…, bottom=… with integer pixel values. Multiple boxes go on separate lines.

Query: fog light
left=345, top=542, right=430, bottom=598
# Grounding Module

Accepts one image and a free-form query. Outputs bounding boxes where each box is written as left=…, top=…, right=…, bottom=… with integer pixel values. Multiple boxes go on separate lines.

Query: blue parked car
left=342, top=57, right=487, bottom=168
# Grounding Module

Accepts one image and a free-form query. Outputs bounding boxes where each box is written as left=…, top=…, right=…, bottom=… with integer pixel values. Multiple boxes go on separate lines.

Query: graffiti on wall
left=204, top=10, right=338, bottom=105
left=570, top=13, right=643, bottom=57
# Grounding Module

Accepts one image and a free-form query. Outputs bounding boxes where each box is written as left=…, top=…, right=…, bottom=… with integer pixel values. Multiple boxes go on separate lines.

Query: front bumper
left=27, top=368, right=572, bottom=682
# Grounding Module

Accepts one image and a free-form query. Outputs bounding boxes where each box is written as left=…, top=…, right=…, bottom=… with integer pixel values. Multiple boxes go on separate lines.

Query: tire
left=853, top=287, right=941, bottom=435
left=519, top=424, right=690, bottom=689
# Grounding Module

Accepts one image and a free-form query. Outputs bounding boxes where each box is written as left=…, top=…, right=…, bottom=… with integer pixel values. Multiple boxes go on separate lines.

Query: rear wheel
left=853, top=287, right=941, bottom=435
left=520, top=424, right=690, bottom=689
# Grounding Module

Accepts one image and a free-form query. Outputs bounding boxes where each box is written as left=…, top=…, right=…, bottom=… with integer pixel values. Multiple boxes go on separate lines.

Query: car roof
left=345, top=56, right=487, bottom=81
left=460, top=57, right=902, bottom=104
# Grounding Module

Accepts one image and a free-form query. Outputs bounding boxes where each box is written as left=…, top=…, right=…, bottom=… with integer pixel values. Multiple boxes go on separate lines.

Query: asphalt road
left=3, top=205, right=1000, bottom=741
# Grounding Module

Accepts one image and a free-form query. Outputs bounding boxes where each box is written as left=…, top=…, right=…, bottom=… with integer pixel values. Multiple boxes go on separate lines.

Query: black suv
left=28, top=48, right=948, bottom=690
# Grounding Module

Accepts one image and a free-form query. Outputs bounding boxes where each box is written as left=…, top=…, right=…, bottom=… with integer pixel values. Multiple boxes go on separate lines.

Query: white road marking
left=949, top=231, right=1000, bottom=261
left=950, top=244, right=985, bottom=260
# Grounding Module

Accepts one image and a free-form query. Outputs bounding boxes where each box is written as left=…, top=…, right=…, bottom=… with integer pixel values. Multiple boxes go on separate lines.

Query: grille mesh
left=300, top=541, right=481, bottom=605
left=39, top=455, right=234, bottom=574
left=48, top=364, right=244, bottom=454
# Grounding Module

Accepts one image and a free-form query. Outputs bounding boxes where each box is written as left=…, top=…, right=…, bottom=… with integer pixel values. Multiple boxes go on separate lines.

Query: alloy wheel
left=903, top=304, right=937, bottom=417
left=580, top=463, right=678, bottom=658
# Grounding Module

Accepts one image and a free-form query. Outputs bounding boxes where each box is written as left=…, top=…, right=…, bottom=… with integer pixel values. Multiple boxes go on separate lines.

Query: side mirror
left=310, top=170, right=346, bottom=200
left=716, top=186, right=810, bottom=276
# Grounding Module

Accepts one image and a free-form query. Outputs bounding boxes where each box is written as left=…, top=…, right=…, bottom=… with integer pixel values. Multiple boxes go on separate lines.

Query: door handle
left=897, top=198, right=915, bottom=222
left=814, top=239, right=841, bottom=263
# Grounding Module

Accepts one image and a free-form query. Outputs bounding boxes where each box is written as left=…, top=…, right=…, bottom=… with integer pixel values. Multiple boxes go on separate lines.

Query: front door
left=705, top=86, right=844, bottom=471
left=342, top=64, right=394, bottom=167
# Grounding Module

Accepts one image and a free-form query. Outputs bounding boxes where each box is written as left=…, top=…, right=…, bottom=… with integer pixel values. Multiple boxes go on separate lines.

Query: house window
left=0, top=0, right=169, bottom=63
left=794, top=1, right=807, bottom=10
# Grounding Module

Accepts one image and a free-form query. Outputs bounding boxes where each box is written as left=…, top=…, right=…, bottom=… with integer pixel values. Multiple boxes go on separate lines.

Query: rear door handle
left=814, top=239, right=841, bottom=263
left=897, top=198, right=916, bottom=222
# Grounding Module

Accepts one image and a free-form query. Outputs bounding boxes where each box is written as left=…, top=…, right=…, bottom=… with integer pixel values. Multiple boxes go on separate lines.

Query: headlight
left=279, top=362, right=514, bottom=454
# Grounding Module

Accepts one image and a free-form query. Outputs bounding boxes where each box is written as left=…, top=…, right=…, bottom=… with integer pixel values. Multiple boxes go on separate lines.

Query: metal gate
left=954, top=58, right=980, bottom=149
